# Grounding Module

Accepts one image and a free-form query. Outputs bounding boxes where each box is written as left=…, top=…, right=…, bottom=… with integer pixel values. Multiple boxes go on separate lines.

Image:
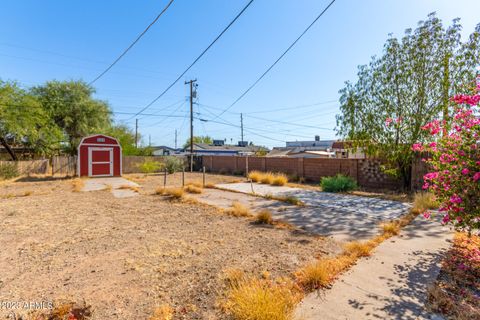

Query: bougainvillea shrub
left=413, top=79, right=479, bottom=232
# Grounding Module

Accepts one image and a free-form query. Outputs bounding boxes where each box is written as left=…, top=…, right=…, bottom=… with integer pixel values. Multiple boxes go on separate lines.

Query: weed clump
left=224, top=277, right=302, bottom=320
left=411, top=192, right=438, bottom=214
left=149, top=304, right=174, bottom=320
left=255, top=210, right=273, bottom=224
left=156, top=187, right=184, bottom=199
left=225, top=201, right=251, bottom=217
left=272, top=174, right=288, bottom=186
left=184, top=184, right=203, bottom=194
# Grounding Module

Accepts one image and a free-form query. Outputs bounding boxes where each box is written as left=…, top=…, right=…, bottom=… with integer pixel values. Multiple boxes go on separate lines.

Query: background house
left=190, top=140, right=268, bottom=156
left=266, top=136, right=365, bottom=159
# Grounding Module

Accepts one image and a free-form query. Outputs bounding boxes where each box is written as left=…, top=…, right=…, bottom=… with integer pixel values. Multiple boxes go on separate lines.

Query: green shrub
left=320, top=174, right=358, bottom=192
left=0, top=162, right=19, bottom=180
left=164, top=156, right=184, bottom=174
left=138, top=159, right=164, bottom=174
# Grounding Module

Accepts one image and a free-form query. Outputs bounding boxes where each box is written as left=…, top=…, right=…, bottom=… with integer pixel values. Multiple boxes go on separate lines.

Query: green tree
left=32, top=80, right=112, bottom=155
left=0, top=80, right=62, bottom=160
left=336, top=14, right=480, bottom=188
left=183, top=135, right=213, bottom=149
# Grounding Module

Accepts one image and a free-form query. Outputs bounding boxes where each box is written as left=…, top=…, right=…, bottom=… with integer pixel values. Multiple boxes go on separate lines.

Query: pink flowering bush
left=414, top=80, right=480, bottom=232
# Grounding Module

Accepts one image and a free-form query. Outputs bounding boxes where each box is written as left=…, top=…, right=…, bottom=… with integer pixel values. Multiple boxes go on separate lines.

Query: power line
left=211, top=0, right=337, bottom=119
left=126, top=0, right=255, bottom=120
left=197, top=100, right=337, bottom=115
left=199, top=103, right=333, bottom=130
left=89, top=0, right=175, bottom=85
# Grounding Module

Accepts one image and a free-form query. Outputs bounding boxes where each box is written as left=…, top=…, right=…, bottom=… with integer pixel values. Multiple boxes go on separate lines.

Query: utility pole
left=240, top=113, right=244, bottom=143
left=135, top=118, right=139, bottom=148
left=185, top=79, right=197, bottom=172
left=174, top=129, right=177, bottom=149
left=148, top=134, right=151, bottom=147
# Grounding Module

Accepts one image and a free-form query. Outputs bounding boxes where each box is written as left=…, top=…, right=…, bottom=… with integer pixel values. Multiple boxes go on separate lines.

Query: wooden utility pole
left=185, top=79, right=197, bottom=172
left=240, top=113, right=244, bottom=143
left=135, top=118, right=139, bottom=148
left=174, top=129, right=177, bottom=149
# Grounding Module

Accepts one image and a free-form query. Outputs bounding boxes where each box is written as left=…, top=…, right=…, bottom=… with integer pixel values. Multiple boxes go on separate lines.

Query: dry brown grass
left=272, top=174, right=288, bottom=186
left=72, top=178, right=85, bottom=192
left=184, top=184, right=203, bottom=194
left=411, top=192, right=438, bottom=214
left=156, top=187, right=184, bottom=200
left=295, top=255, right=354, bottom=291
left=225, top=201, right=252, bottom=217
left=223, top=277, right=302, bottom=320
left=255, top=210, right=273, bottom=224
left=247, top=171, right=262, bottom=183
left=260, top=172, right=275, bottom=185
left=149, top=304, right=174, bottom=320
left=343, top=241, right=374, bottom=258
left=118, top=184, right=140, bottom=192
left=381, top=221, right=401, bottom=236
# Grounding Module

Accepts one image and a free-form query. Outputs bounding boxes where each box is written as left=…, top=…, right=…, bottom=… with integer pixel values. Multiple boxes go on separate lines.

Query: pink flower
left=385, top=117, right=393, bottom=126
left=474, top=172, right=480, bottom=182
left=461, top=168, right=469, bottom=175
left=424, top=172, right=438, bottom=180
left=423, top=211, right=431, bottom=219
left=412, top=143, right=423, bottom=152
left=395, top=117, right=403, bottom=123
left=442, top=214, right=450, bottom=224
left=450, top=195, right=462, bottom=204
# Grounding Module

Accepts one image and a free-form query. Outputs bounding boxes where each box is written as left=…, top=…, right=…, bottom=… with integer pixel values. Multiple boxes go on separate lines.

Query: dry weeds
left=224, top=201, right=252, bottom=217
left=255, top=210, right=273, bottom=225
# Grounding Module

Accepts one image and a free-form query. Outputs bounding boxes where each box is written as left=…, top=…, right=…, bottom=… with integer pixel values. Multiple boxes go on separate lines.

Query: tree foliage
left=0, top=80, right=62, bottom=159
left=183, top=135, right=213, bottom=149
left=336, top=14, right=480, bottom=188
left=31, top=80, right=112, bottom=155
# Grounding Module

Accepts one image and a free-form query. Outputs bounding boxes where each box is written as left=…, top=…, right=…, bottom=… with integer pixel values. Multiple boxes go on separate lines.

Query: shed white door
left=88, top=147, right=113, bottom=177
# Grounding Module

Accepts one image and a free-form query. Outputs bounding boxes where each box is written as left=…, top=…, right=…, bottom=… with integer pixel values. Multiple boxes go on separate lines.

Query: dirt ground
left=0, top=173, right=338, bottom=319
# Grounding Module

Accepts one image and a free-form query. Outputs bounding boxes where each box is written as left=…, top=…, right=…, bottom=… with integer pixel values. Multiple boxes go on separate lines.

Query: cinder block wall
left=202, top=156, right=406, bottom=190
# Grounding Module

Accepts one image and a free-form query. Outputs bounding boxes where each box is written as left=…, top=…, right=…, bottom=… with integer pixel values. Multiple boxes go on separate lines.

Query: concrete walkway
left=295, top=217, right=452, bottom=320
left=81, top=177, right=139, bottom=198
left=214, top=183, right=411, bottom=241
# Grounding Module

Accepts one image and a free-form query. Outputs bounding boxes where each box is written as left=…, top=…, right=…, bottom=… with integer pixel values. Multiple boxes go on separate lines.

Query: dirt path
left=0, top=177, right=337, bottom=319
left=295, top=216, right=452, bottom=320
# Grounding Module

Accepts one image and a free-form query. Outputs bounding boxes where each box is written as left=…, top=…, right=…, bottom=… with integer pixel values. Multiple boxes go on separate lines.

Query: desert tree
left=336, top=13, right=480, bottom=188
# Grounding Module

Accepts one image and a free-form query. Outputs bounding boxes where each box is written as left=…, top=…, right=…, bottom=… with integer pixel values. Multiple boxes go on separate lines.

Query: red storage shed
left=77, top=134, right=122, bottom=177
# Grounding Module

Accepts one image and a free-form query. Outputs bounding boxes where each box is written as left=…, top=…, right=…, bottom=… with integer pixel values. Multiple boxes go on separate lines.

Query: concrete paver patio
left=214, top=183, right=411, bottom=241
left=81, top=177, right=139, bottom=198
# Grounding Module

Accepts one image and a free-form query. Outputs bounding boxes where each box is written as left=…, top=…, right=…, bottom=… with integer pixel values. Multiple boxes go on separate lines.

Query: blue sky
left=1, top=0, right=480, bottom=148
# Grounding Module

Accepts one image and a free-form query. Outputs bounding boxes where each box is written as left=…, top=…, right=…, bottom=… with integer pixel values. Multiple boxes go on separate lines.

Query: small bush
left=138, top=159, right=164, bottom=174
left=320, top=174, right=357, bottom=192
left=224, top=277, right=301, bottom=320
left=248, top=171, right=262, bottom=182
left=272, top=174, right=288, bottom=186
left=411, top=192, right=438, bottom=214
left=255, top=210, right=273, bottom=224
left=164, top=156, right=184, bottom=174
left=225, top=201, right=251, bottom=217
left=184, top=184, right=202, bottom=194
left=0, top=162, right=19, bottom=180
